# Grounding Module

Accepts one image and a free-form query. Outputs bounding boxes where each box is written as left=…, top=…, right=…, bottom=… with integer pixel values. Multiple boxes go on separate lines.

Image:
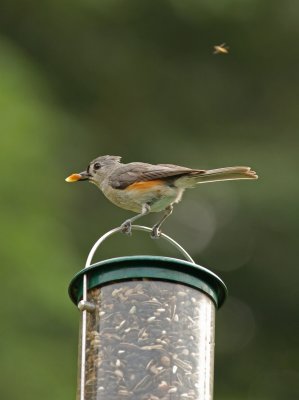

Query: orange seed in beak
left=65, top=173, right=82, bottom=182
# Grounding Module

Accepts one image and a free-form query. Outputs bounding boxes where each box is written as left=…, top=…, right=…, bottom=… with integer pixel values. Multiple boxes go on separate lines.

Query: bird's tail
left=177, top=166, right=258, bottom=187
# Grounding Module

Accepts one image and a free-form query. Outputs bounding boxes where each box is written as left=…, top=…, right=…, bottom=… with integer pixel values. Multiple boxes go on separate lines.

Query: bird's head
left=65, top=155, right=122, bottom=186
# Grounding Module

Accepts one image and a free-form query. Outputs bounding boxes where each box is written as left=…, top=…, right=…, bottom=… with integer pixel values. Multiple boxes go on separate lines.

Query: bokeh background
left=1, top=1, right=299, bottom=399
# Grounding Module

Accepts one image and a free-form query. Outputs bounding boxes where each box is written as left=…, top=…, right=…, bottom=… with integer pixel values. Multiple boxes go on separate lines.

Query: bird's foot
left=120, top=220, right=132, bottom=236
left=151, top=225, right=162, bottom=239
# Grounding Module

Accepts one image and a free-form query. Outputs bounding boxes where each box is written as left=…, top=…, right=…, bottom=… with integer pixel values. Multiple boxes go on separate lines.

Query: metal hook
left=85, top=225, right=195, bottom=269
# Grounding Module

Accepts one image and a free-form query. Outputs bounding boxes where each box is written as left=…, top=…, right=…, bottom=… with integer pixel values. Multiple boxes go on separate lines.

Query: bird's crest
left=92, top=155, right=122, bottom=165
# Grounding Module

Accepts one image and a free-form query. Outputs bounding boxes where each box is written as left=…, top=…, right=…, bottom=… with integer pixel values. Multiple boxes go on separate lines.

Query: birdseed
left=77, top=280, right=216, bottom=400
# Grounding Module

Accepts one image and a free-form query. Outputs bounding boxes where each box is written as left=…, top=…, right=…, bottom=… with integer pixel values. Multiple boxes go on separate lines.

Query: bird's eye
left=93, top=162, right=101, bottom=170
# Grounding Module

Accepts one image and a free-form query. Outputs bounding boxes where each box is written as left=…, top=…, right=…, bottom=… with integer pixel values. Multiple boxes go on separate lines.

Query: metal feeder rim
left=68, top=255, right=227, bottom=309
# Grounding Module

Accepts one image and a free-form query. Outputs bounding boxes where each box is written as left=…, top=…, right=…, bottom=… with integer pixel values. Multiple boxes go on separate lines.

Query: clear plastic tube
left=77, top=279, right=216, bottom=400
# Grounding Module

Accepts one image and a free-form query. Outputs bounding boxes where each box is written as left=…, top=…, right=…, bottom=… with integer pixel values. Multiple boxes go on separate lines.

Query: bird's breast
left=101, top=180, right=184, bottom=213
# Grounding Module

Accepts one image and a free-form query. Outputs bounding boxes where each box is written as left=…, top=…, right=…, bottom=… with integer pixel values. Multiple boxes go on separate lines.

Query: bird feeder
left=69, top=226, right=227, bottom=400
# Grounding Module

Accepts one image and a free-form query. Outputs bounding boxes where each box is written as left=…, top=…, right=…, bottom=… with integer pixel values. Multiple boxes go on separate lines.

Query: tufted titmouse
left=66, top=155, right=258, bottom=238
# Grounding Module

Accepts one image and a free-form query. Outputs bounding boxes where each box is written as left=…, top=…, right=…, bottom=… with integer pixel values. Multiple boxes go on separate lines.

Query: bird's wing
left=109, top=162, right=204, bottom=189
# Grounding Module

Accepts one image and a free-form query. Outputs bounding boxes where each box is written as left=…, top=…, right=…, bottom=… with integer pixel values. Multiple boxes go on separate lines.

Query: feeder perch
left=69, top=225, right=227, bottom=400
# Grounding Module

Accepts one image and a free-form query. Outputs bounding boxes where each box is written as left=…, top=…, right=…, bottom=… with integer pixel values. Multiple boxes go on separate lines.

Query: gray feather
left=109, top=162, right=204, bottom=189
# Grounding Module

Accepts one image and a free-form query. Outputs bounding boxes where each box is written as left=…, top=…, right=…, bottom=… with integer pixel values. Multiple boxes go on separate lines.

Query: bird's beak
left=65, top=171, right=90, bottom=182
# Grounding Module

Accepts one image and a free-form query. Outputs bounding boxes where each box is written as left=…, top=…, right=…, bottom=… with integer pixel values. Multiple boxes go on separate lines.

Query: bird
left=65, top=155, right=258, bottom=238
left=213, top=43, right=229, bottom=55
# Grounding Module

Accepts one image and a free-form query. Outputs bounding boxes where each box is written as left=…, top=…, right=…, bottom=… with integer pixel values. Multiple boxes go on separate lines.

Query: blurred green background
left=1, top=0, right=298, bottom=399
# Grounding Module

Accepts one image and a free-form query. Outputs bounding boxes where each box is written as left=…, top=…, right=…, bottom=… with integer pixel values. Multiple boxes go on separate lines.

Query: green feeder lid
left=69, top=256, right=227, bottom=309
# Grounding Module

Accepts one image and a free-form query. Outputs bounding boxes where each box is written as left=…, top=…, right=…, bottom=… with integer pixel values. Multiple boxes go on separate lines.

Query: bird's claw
left=120, top=220, right=162, bottom=238
left=120, top=220, right=132, bottom=236
left=151, top=225, right=162, bottom=239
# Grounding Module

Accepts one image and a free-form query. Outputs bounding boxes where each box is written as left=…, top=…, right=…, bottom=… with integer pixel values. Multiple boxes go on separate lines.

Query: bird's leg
left=120, top=204, right=151, bottom=235
left=151, top=205, right=173, bottom=239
